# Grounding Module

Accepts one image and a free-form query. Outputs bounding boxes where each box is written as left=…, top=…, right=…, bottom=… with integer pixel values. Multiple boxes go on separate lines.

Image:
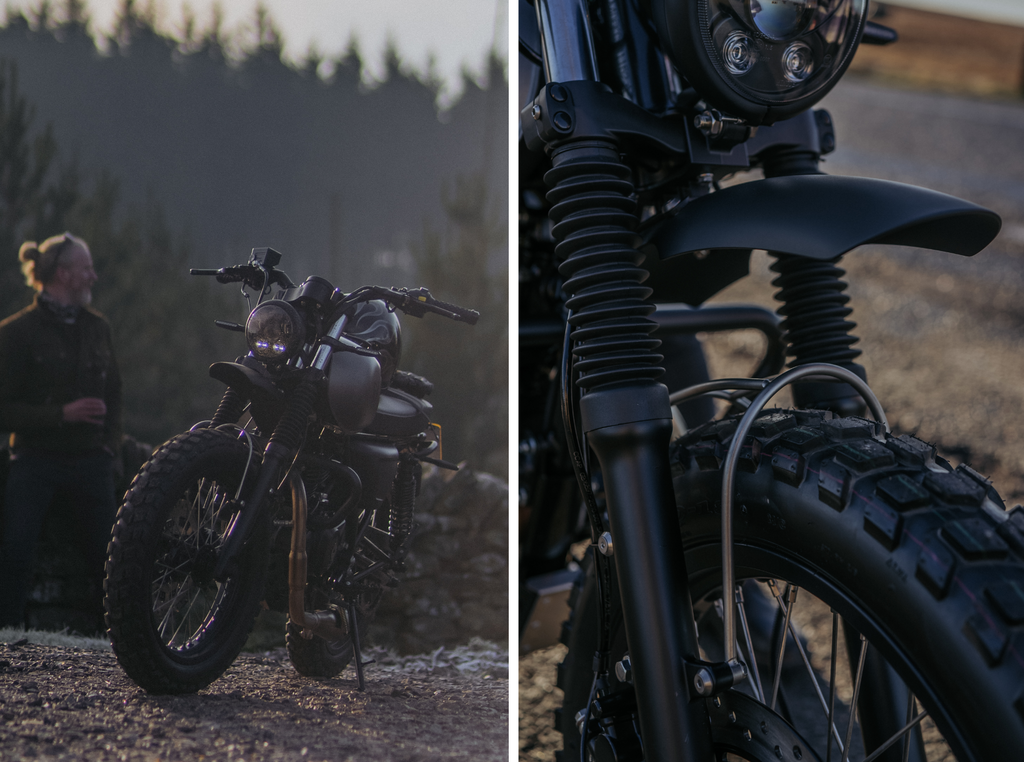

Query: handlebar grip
left=189, top=267, right=246, bottom=283
left=430, top=297, right=480, bottom=325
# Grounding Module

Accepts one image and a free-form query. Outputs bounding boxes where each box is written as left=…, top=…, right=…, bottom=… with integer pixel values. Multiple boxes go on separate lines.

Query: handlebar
left=193, top=258, right=479, bottom=326
left=342, top=285, right=480, bottom=325
left=190, top=264, right=295, bottom=290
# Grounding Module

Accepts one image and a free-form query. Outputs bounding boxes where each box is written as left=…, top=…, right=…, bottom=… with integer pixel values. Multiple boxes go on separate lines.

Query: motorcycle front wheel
left=559, top=409, right=1024, bottom=761
left=104, top=428, right=270, bottom=694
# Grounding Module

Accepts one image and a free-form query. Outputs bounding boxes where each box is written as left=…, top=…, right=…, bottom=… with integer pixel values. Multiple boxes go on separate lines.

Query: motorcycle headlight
left=245, top=300, right=305, bottom=362
left=648, top=0, right=868, bottom=124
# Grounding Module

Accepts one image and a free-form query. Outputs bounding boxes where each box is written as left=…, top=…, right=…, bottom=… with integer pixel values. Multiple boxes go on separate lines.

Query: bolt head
left=575, top=708, right=588, bottom=735
left=531, top=104, right=542, bottom=121
left=694, top=667, right=714, bottom=697
left=614, top=654, right=632, bottom=683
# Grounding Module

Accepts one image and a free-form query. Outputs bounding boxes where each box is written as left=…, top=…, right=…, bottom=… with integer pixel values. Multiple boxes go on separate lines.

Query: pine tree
left=0, top=59, right=63, bottom=297
left=403, top=172, right=508, bottom=476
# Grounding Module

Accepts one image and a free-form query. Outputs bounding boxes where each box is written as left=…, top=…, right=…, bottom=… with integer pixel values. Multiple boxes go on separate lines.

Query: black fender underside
left=642, top=174, right=1002, bottom=306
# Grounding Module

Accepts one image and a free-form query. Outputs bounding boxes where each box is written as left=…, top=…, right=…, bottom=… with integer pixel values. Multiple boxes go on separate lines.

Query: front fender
left=209, top=358, right=286, bottom=430
left=642, top=175, right=1001, bottom=305
left=209, top=359, right=282, bottom=401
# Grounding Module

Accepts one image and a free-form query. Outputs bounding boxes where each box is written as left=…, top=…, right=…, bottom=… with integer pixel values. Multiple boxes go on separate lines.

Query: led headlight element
left=723, top=31, right=758, bottom=75
left=647, top=0, right=868, bottom=124
left=245, top=300, right=305, bottom=362
left=782, top=42, right=814, bottom=82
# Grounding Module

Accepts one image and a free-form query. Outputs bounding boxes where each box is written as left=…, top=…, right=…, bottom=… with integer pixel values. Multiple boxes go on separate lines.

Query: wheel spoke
left=768, top=580, right=798, bottom=712
left=841, top=633, right=869, bottom=762
left=208, top=490, right=233, bottom=539
left=774, top=589, right=846, bottom=754
left=153, top=556, right=192, bottom=586
left=901, top=691, right=916, bottom=762
left=151, top=477, right=232, bottom=650
left=192, top=478, right=208, bottom=535
left=862, top=710, right=928, bottom=762
left=155, top=577, right=194, bottom=638
left=735, top=586, right=766, bottom=703
left=167, top=584, right=203, bottom=646
left=826, top=610, right=839, bottom=762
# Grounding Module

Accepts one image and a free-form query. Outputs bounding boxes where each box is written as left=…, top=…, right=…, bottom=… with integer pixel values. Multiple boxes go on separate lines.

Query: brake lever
left=320, top=335, right=379, bottom=358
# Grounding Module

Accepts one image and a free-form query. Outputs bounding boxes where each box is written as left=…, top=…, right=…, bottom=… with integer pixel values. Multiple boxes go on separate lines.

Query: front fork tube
left=212, top=370, right=323, bottom=581
left=584, top=385, right=714, bottom=762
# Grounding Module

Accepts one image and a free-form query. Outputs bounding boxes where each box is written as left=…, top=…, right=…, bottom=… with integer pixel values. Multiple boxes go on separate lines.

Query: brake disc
left=708, top=690, right=823, bottom=762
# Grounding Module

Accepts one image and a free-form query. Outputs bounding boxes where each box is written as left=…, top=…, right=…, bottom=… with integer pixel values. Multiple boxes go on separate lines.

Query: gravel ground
left=0, top=636, right=508, bottom=761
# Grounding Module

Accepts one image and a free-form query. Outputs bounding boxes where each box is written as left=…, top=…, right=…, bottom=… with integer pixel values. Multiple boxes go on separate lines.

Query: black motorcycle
left=519, top=0, right=1023, bottom=760
left=104, top=246, right=478, bottom=694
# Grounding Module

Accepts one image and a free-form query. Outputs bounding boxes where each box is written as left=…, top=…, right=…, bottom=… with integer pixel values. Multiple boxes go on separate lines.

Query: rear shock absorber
left=389, top=456, right=418, bottom=567
left=769, top=254, right=868, bottom=415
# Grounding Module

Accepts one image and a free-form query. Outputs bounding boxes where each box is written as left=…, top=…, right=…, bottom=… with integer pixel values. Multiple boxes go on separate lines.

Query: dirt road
left=0, top=639, right=508, bottom=761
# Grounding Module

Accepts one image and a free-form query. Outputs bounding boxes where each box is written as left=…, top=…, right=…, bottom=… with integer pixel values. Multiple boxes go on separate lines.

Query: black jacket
left=0, top=295, right=122, bottom=455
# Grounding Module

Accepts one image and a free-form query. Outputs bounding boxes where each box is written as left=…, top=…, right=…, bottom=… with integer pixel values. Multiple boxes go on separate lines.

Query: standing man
left=0, top=232, right=122, bottom=631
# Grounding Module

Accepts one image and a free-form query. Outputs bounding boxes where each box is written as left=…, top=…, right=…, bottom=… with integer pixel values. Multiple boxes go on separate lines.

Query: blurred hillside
left=850, top=3, right=1024, bottom=98
left=0, top=2, right=508, bottom=285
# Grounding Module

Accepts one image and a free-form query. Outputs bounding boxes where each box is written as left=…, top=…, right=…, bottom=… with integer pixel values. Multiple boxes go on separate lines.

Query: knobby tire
left=104, top=428, right=270, bottom=695
left=559, top=409, right=1024, bottom=761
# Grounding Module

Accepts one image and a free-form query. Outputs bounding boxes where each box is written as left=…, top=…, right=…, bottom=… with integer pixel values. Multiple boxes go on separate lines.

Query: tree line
left=0, top=1, right=507, bottom=475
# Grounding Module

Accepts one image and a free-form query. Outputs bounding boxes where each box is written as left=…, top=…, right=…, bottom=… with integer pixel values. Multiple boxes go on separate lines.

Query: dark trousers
left=0, top=451, right=116, bottom=629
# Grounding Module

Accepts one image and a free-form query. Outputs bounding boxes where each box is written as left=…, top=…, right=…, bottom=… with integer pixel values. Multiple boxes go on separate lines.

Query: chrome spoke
left=728, top=581, right=938, bottom=762
left=192, top=478, right=207, bottom=535
left=776, top=591, right=845, bottom=754
left=863, top=711, right=928, bottom=762
left=736, top=586, right=766, bottom=703
left=168, top=579, right=209, bottom=646
left=155, top=577, right=193, bottom=637
left=826, top=610, right=839, bottom=762
left=150, top=477, right=231, bottom=651
left=901, top=691, right=916, bottom=762
left=841, top=634, right=869, bottom=762
left=153, top=556, right=191, bottom=586
left=768, top=580, right=798, bottom=712
left=209, top=490, right=232, bottom=539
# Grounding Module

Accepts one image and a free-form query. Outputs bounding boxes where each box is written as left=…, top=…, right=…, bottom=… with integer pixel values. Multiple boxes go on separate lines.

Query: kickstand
left=347, top=602, right=371, bottom=691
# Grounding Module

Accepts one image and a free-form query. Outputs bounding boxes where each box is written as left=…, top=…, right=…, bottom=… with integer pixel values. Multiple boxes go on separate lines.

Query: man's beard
left=71, top=288, right=93, bottom=307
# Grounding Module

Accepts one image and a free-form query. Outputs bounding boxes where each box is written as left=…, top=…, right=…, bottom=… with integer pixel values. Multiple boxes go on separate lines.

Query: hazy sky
left=5, top=0, right=508, bottom=93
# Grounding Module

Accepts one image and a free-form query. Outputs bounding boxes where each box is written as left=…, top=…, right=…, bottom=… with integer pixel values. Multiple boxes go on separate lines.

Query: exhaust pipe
left=287, top=470, right=349, bottom=640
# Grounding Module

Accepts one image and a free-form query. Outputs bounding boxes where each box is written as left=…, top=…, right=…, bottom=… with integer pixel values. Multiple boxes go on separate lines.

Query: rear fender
left=642, top=175, right=1001, bottom=306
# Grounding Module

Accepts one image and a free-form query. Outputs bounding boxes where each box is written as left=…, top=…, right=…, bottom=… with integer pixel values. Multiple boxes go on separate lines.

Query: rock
left=374, top=467, right=509, bottom=654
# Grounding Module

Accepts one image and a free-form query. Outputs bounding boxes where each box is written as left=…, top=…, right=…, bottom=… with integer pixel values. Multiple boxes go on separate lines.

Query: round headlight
left=648, top=0, right=867, bottom=124
left=245, top=300, right=305, bottom=362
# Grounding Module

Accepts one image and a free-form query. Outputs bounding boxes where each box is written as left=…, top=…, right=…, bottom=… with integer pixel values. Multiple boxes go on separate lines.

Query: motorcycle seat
left=364, top=387, right=432, bottom=439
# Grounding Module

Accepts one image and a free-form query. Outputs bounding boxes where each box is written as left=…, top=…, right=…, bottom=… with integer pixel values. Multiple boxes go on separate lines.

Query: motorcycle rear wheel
left=559, top=409, right=1024, bottom=761
left=285, top=497, right=397, bottom=678
left=284, top=586, right=378, bottom=678
left=105, top=428, right=270, bottom=694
